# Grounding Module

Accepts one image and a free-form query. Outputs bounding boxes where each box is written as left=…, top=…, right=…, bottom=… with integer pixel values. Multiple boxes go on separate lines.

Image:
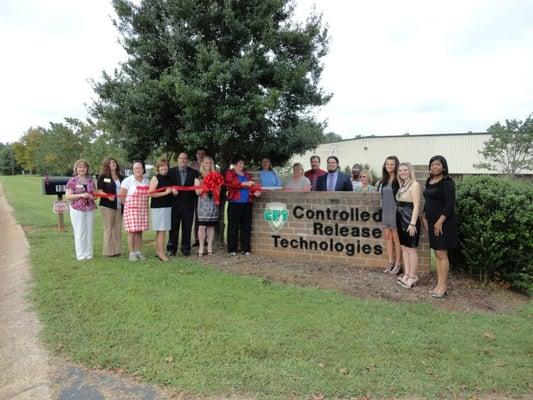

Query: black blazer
left=168, top=166, right=199, bottom=212
left=96, top=174, right=124, bottom=209
left=316, top=171, right=353, bottom=192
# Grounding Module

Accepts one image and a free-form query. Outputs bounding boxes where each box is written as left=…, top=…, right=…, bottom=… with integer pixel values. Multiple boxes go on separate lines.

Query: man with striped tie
left=304, top=155, right=327, bottom=191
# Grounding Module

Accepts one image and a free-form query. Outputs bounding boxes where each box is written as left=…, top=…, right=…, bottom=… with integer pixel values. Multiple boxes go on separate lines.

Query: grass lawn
left=1, top=175, right=532, bottom=399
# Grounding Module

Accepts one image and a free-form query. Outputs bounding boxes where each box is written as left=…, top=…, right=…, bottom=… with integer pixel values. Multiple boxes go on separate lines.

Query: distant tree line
left=5, top=119, right=127, bottom=176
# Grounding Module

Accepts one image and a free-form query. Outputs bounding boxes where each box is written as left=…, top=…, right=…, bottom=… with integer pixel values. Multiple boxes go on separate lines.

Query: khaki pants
left=100, top=206, right=122, bottom=256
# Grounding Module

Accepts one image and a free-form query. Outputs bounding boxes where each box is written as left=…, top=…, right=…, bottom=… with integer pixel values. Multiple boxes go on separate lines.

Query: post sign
left=53, top=200, right=69, bottom=214
left=42, top=176, right=70, bottom=231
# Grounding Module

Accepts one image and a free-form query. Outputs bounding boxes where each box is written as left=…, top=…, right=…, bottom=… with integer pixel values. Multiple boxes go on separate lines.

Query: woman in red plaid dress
left=119, top=161, right=150, bottom=261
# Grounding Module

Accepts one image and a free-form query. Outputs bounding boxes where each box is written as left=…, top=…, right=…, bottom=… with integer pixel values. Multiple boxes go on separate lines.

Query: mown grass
left=1, top=175, right=532, bottom=399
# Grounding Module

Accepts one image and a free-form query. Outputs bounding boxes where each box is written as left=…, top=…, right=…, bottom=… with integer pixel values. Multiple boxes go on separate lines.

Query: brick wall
left=251, top=191, right=430, bottom=271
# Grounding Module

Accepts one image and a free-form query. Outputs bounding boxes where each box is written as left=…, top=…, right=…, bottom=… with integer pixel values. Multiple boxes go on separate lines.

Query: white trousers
left=70, top=207, right=94, bottom=260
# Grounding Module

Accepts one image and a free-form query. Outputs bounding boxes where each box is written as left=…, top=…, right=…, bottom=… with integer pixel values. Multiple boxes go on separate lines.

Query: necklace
left=398, top=179, right=413, bottom=195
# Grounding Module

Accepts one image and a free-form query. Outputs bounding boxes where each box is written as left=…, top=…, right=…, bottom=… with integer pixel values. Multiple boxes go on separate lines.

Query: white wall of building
left=291, top=133, right=496, bottom=175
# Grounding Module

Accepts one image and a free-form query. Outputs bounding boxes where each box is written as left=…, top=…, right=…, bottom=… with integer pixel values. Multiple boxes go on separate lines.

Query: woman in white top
left=120, top=161, right=150, bottom=261
left=395, top=162, right=422, bottom=289
left=284, top=163, right=311, bottom=192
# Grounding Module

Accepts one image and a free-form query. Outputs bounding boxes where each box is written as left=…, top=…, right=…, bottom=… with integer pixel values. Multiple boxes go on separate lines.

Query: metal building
left=291, top=132, right=501, bottom=175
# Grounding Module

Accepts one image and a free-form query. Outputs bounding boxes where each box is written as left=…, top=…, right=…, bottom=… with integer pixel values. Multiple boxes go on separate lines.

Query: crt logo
left=263, top=202, right=289, bottom=233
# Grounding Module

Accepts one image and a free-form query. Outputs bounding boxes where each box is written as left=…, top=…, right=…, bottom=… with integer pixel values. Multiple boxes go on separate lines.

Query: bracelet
left=409, top=223, right=416, bottom=226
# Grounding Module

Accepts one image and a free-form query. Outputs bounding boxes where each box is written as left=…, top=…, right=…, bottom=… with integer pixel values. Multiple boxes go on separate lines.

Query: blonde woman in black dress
left=395, top=162, right=422, bottom=289
left=423, top=155, right=457, bottom=298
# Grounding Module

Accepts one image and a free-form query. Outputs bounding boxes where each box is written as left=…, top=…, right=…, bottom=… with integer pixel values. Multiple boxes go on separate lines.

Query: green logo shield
left=263, top=202, right=289, bottom=233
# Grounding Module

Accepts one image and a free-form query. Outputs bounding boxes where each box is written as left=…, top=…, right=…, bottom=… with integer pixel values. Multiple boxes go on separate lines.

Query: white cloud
left=1, top=0, right=532, bottom=143
left=0, top=0, right=124, bottom=142
left=294, top=0, right=533, bottom=136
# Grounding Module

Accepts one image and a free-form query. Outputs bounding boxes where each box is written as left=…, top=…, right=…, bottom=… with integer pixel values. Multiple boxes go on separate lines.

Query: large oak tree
left=92, top=0, right=331, bottom=169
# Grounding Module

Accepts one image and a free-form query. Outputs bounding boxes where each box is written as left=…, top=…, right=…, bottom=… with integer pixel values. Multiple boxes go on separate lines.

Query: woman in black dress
left=422, top=155, right=457, bottom=298
left=396, top=162, right=422, bottom=289
left=378, top=156, right=402, bottom=274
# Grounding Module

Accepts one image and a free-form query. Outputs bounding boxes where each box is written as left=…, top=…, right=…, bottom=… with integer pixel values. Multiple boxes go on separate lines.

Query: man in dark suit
left=316, top=156, right=353, bottom=192
left=167, top=152, right=199, bottom=257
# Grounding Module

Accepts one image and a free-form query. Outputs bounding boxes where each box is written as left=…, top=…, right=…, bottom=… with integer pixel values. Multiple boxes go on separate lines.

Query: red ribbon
left=94, top=176, right=280, bottom=201
left=202, top=172, right=224, bottom=205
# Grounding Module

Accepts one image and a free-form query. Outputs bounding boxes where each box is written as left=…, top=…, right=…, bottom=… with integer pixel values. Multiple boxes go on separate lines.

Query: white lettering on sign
left=55, top=185, right=66, bottom=192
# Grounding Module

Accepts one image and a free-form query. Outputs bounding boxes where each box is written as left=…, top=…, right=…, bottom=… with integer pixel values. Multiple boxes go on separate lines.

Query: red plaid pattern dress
left=123, top=185, right=149, bottom=232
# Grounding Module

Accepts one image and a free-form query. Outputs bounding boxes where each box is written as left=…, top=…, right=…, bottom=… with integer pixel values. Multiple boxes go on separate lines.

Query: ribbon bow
left=203, top=171, right=224, bottom=205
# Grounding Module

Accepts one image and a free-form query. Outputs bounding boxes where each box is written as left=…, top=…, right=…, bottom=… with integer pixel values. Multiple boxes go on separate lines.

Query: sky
left=1, top=0, right=532, bottom=144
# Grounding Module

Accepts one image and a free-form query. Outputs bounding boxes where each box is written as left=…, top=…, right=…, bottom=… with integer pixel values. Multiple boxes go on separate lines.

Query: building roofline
left=329, top=132, right=489, bottom=144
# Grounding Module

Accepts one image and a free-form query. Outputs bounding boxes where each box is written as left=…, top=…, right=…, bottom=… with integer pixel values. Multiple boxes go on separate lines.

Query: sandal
left=389, top=262, right=403, bottom=275
left=432, top=290, right=448, bottom=299
left=404, top=275, right=419, bottom=289
left=383, top=262, right=394, bottom=273
left=397, top=274, right=408, bottom=284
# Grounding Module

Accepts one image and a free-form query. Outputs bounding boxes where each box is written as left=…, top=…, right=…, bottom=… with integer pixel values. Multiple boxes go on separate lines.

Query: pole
left=57, top=194, right=64, bottom=231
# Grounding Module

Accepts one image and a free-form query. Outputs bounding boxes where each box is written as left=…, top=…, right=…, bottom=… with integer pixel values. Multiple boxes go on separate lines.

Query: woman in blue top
left=258, top=157, right=282, bottom=188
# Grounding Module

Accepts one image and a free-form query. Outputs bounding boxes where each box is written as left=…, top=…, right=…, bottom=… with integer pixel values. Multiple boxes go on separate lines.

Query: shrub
left=451, top=176, right=533, bottom=294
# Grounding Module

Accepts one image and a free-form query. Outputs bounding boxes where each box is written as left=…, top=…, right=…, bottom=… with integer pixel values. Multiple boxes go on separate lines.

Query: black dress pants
left=227, top=202, right=252, bottom=253
left=167, top=206, right=194, bottom=256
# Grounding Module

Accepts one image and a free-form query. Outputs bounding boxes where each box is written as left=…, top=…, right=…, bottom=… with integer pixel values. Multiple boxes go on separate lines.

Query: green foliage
left=12, top=119, right=127, bottom=176
left=0, top=143, right=22, bottom=175
left=14, top=127, right=44, bottom=174
left=451, top=176, right=533, bottom=293
left=322, top=131, right=343, bottom=143
left=93, top=0, right=331, bottom=169
left=474, top=114, right=533, bottom=175
left=1, top=176, right=532, bottom=399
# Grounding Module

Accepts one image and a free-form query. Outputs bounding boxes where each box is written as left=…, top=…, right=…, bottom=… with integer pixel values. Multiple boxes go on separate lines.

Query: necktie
left=328, top=173, right=335, bottom=191
left=311, top=176, right=318, bottom=191
left=179, top=169, right=186, bottom=185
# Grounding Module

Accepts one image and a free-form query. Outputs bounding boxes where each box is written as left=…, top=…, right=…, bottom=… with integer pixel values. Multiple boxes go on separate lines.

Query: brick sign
left=251, top=191, right=430, bottom=271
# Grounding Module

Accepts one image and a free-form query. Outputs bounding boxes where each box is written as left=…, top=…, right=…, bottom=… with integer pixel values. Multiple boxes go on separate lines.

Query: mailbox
left=42, top=176, right=70, bottom=195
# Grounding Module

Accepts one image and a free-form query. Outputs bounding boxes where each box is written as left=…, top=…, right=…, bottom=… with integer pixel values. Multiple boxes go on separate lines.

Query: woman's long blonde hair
left=398, top=162, right=416, bottom=184
left=199, top=156, right=216, bottom=177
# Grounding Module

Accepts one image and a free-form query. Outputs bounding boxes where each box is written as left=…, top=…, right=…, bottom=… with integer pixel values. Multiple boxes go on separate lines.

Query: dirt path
left=0, top=184, right=54, bottom=399
left=0, top=184, right=173, bottom=400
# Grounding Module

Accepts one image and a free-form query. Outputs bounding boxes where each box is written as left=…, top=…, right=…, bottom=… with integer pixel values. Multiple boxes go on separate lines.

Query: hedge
left=450, top=176, right=532, bottom=294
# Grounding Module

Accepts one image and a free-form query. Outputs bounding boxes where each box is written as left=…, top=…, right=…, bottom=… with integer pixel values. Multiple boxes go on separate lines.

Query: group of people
left=258, top=155, right=376, bottom=193
left=264, top=153, right=456, bottom=298
left=376, top=155, right=457, bottom=299
left=65, top=150, right=457, bottom=299
left=66, top=149, right=270, bottom=263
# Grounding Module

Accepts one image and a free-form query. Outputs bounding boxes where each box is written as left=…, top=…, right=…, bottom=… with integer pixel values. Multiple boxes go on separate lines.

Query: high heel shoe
left=431, top=290, right=448, bottom=298
left=389, top=262, right=403, bottom=275
left=397, top=274, right=409, bottom=284
left=404, top=275, right=418, bottom=289
left=383, top=262, right=394, bottom=273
